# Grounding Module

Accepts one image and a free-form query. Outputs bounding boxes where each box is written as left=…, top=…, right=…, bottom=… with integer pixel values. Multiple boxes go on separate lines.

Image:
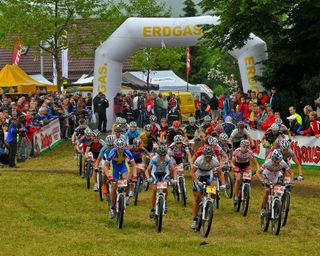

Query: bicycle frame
left=155, top=181, right=168, bottom=216
left=268, top=182, right=284, bottom=219
left=241, top=172, right=252, bottom=200
left=200, top=183, right=215, bottom=219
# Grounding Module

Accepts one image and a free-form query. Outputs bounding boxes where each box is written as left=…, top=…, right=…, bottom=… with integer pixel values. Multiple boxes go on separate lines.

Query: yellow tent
left=0, top=64, right=57, bottom=94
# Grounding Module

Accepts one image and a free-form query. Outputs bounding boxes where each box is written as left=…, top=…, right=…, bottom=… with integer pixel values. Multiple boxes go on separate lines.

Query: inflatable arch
left=93, top=16, right=267, bottom=130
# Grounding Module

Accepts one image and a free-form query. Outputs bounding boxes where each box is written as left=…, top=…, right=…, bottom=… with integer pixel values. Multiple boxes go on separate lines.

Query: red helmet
left=173, top=120, right=181, bottom=127
left=215, top=125, right=224, bottom=134
left=237, top=121, right=245, bottom=129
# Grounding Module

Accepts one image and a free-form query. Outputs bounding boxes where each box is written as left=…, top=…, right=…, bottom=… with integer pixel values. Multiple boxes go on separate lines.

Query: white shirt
left=132, top=96, right=139, bottom=110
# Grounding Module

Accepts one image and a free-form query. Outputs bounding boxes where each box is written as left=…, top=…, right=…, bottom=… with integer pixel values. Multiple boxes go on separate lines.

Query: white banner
left=61, top=48, right=68, bottom=79
left=52, top=56, right=58, bottom=85
left=33, top=119, right=61, bottom=156
left=248, top=127, right=320, bottom=168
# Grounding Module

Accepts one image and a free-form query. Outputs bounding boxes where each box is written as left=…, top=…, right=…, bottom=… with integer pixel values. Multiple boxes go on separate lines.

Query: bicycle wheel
left=106, top=182, right=111, bottom=208
left=172, top=183, right=179, bottom=201
left=79, top=154, right=83, bottom=176
left=241, top=184, right=250, bottom=216
left=86, top=164, right=92, bottom=189
left=98, top=172, right=103, bottom=202
left=201, top=200, right=214, bottom=238
left=260, top=206, right=270, bottom=232
left=155, top=196, right=164, bottom=233
left=235, top=188, right=242, bottom=212
left=272, top=198, right=282, bottom=236
left=117, top=194, right=125, bottom=229
left=179, top=176, right=187, bottom=207
left=281, top=191, right=290, bottom=227
left=134, top=176, right=142, bottom=206
left=195, top=207, right=202, bottom=232
left=224, top=172, right=233, bottom=199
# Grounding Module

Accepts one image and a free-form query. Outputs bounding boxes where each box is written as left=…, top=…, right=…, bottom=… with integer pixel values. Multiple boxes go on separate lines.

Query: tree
left=183, top=0, right=198, bottom=17
left=0, top=0, right=107, bottom=91
left=200, top=0, right=320, bottom=117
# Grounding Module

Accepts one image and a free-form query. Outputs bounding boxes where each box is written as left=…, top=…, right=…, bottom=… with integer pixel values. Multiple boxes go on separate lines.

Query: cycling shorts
left=112, top=162, right=128, bottom=180
left=151, top=172, right=170, bottom=183
left=234, top=162, right=251, bottom=173
left=173, top=156, right=183, bottom=165
left=193, top=173, right=215, bottom=192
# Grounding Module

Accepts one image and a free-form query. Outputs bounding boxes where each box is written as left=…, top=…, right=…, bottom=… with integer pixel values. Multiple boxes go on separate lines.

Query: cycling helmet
left=270, top=123, right=279, bottom=132
left=188, top=116, right=196, bottom=123
left=114, top=125, right=123, bottom=133
left=114, top=138, right=126, bottom=149
left=115, top=117, right=122, bottom=124
left=120, top=118, right=127, bottom=124
left=237, top=121, right=245, bottom=129
left=275, top=118, right=283, bottom=125
left=129, top=121, right=137, bottom=127
left=84, top=128, right=94, bottom=136
left=215, top=125, right=224, bottom=134
left=225, top=116, right=232, bottom=123
left=240, top=139, right=250, bottom=147
left=203, top=146, right=214, bottom=157
left=149, top=115, right=157, bottom=122
left=271, top=149, right=283, bottom=162
left=173, top=120, right=181, bottom=127
left=105, top=135, right=115, bottom=146
left=204, top=115, right=211, bottom=122
left=205, top=135, right=218, bottom=146
left=174, top=134, right=184, bottom=143
left=144, top=124, right=152, bottom=131
left=133, top=138, right=141, bottom=146
left=157, top=145, right=167, bottom=156
left=280, top=139, right=290, bottom=150
left=219, top=133, right=228, bottom=141
left=93, top=129, right=101, bottom=137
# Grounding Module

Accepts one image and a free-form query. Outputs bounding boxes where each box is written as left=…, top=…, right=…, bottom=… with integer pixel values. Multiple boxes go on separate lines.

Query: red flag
left=12, top=42, right=22, bottom=65
left=186, top=47, right=191, bottom=82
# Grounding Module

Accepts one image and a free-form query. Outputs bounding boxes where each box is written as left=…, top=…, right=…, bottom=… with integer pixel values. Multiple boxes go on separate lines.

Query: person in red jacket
left=25, top=115, right=40, bottom=157
left=261, top=91, right=269, bottom=106
left=238, top=96, right=250, bottom=121
left=300, top=111, right=320, bottom=137
left=261, top=109, right=275, bottom=131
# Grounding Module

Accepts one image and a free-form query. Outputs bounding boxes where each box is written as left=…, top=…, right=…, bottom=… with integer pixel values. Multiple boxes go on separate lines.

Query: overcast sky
left=163, top=0, right=202, bottom=17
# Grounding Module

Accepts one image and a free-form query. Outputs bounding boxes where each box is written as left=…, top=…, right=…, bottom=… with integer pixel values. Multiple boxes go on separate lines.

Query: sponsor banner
left=33, top=119, right=61, bottom=156
left=248, top=127, right=320, bottom=168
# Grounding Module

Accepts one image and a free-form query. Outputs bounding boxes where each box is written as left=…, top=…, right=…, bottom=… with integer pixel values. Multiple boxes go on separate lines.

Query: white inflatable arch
left=93, top=16, right=267, bottom=130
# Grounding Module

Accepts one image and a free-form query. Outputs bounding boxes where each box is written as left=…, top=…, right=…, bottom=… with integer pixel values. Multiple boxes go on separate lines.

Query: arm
left=292, top=156, right=303, bottom=177
left=190, top=165, right=199, bottom=183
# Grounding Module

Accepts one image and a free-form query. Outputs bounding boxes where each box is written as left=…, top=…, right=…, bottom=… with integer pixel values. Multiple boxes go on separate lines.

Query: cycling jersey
left=140, top=132, right=158, bottom=152
left=88, top=141, right=104, bottom=159
left=205, top=126, right=217, bottom=137
left=167, top=128, right=184, bottom=144
left=261, top=159, right=289, bottom=184
left=79, top=138, right=92, bottom=152
left=193, top=155, right=220, bottom=174
left=106, top=148, right=134, bottom=179
left=168, top=142, right=190, bottom=164
left=99, top=145, right=113, bottom=160
left=124, top=129, right=140, bottom=145
left=264, top=129, right=281, bottom=144
left=232, top=148, right=255, bottom=163
left=130, top=147, right=149, bottom=164
left=222, top=122, right=236, bottom=137
left=230, top=128, right=250, bottom=143
left=184, top=124, right=199, bottom=139
left=151, top=123, right=161, bottom=137
left=74, top=126, right=86, bottom=138
left=159, top=126, right=168, bottom=138
left=281, top=149, right=295, bottom=163
left=149, top=155, right=172, bottom=181
left=194, top=144, right=222, bottom=159
left=279, top=124, right=289, bottom=134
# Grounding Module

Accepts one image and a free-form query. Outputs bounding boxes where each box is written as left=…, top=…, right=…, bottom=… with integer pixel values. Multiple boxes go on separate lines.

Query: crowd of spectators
left=0, top=92, right=94, bottom=167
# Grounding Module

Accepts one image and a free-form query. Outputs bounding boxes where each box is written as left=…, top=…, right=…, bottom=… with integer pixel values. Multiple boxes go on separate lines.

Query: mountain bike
left=195, top=182, right=217, bottom=238
left=234, top=171, right=252, bottom=216
left=222, top=160, right=233, bottom=199
left=84, top=154, right=94, bottom=189
left=153, top=180, right=169, bottom=233
left=96, top=167, right=104, bottom=201
left=115, top=176, right=128, bottom=229
left=175, top=163, right=187, bottom=207
left=281, top=176, right=292, bottom=227
left=133, top=163, right=148, bottom=206
left=260, top=181, right=284, bottom=236
left=77, top=151, right=83, bottom=177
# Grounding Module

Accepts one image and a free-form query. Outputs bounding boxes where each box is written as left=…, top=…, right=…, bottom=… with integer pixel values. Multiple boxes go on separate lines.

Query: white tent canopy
left=72, top=74, right=94, bottom=85
left=30, top=74, right=54, bottom=85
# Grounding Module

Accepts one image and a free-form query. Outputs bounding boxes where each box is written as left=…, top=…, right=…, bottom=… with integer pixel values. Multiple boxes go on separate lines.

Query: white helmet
left=204, top=115, right=211, bottom=122
left=219, top=133, right=228, bottom=141
left=105, top=135, right=115, bottom=146
left=270, top=123, right=279, bottom=132
left=174, top=134, right=184, bottom=143
left=114, top=138, right=126, bottom=149
left=280, top=139, right=290, bottom=150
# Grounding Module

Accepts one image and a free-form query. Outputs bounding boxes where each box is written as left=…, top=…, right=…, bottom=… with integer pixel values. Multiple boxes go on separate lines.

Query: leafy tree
left=183, top=0, right=198, bottom=17
left=0, top=0, right=107, bottom=91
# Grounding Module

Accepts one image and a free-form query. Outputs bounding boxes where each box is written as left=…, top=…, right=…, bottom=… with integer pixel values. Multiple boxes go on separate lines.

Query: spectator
left=223, top=94, right=232, bottom=119
left=6, top=117, right=19, bottom=168
left=237, top=96, right=249, bottom=121
left=255, top=105, right=268, bottom=129
left=261, top=109, right=275, bottom=131
left=302, top=105, right=313, bottom=130
left=200, top=95, right=208, bottom=118
left=162, top=96, right=168, bottom=119
left=288, top=106, right=302, bottom=125
left=132, top=91, right=139, bottom=122
left=209, top=93, right=219, bottom=122
left=155, top=93, right=164, bottom=122
left=269, top=86, right=280, bottom=112
left=261, top=91, right=270, bottom=106
left=300, top=111, right=320, bottom=137
left=250, top=91, right=258, bottom=105
left=113, top=93, right=123, bottom=118
left=96, top=94, right=109, bottom=132
left=287, top=115, right=302, bottom=136
left=314, top=96, right=320, bottom=119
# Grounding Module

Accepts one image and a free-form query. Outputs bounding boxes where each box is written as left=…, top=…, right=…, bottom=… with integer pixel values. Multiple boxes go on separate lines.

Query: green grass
left=0, top=142, right=319, bottom=256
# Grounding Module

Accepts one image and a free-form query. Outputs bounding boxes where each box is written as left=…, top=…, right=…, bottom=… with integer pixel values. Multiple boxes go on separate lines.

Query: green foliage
left=183, top=0, right=198, bottom=17
left=212, top=84, right=233, bottom=95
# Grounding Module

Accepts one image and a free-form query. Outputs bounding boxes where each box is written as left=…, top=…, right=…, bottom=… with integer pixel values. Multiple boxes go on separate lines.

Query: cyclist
left=149, top=115, right=161, bottom=138
left=256, top=149, right=291, bottom=216
left=205, top=120, right=217, bottom=137
left=232, top=139, right=260, bottom=205
left=85, top=130, right=105, bottom=191
left=119, top=118, right=129, bottom=133
left=159, top=118, right=169, bottom=143
left=277, top=139, right=303, bottom=180
left=104, top=138, right=137, bottom=219
left=190, top=146, right=223, bottom=229
left=124, top=121, right=140, bottom=146
left=71, top=118, right=87, bottom=159
left=146, top=145, right=176, bottom=219
left=218, top=133, right=232, bottom=159
left=222, top=116, right=236, bottom=137
left=200, top=115, right=212, bottom=134
left=167, top=120, right=185, bottom=145
left=130, top=138, right=151, bottom=177
left=113, top=125, right=127, bottom=141
left=76, top=128, right=94, bottom=177
left=168, top=135, right=192, bottom=166
left=183, top=116, right=200, bottom=151
left=111, top=117, right=123, bottom=134
left=193, top=136, right=227, bottom=163
left=261, top=123, right=283, bottom=149
left=230, top=121, right=253, bottom=149
left=139, top=124, right=158, bottom=153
